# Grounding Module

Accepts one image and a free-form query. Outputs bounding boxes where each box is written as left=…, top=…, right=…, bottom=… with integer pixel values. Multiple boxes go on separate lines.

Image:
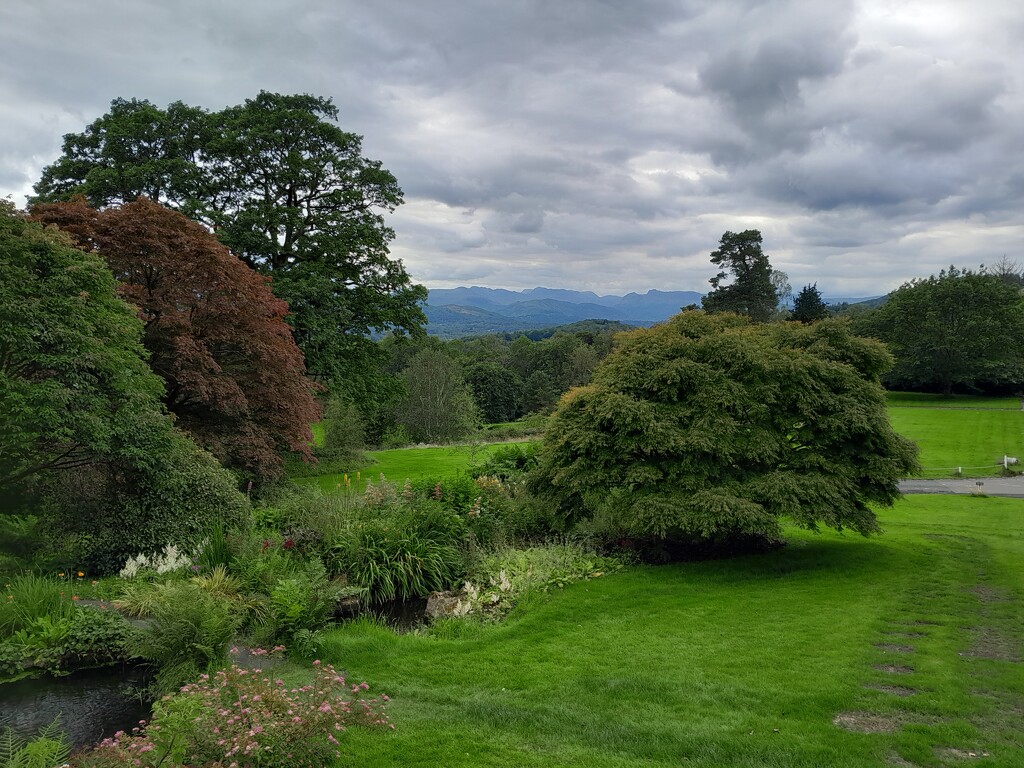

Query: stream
left=0, top=665, right=152, bottom=749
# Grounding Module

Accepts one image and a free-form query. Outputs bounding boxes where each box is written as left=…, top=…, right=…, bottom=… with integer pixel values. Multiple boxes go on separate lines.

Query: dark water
left=369, top=596, right=428, bottom=631
left=0, top=666, right=152, bottom=749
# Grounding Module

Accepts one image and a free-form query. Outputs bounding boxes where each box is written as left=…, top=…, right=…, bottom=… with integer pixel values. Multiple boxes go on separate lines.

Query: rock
left=426, top=590, right=471, bottom=619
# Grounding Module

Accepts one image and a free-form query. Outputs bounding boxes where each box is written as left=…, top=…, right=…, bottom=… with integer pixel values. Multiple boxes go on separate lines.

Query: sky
left=2, top=0, right=1022, bottom=297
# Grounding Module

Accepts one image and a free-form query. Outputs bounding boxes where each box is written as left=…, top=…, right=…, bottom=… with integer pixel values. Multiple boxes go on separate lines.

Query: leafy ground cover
left=886, top=393, right=1021, bottom=410
left=322, top=495, right=1024, bottom=767
left=887, top=408, right=1023, bottom=477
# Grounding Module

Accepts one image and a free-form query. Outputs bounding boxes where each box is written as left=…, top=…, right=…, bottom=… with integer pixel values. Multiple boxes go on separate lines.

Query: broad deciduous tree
left=32, top=92, right=426, bottom=397
left=31, top=197, right=320, bottom=483
left=702, top=230, right=782, bottom=323
left=857, top=267, right=1024, bottom=396
left=395, top=349, right=479, bottom=444
left=531, top=311, right=917, bottom=552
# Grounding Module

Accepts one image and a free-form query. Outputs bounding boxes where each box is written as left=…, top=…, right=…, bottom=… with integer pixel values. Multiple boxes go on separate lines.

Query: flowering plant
left=72, top=652, right=392, bottom=767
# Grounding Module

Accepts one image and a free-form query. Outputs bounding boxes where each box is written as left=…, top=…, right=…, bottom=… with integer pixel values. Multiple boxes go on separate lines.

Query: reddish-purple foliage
left=30, top=198, right=321, bottom=483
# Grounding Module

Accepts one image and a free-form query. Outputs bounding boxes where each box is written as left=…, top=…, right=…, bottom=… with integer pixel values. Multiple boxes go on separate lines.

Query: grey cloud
left=2, top=0, right=1024, bottom=297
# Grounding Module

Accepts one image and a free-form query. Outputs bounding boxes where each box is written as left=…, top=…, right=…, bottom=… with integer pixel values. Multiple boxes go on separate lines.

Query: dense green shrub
left=55, top=607, right=136, bottom=670
left=259, top=558, right=343, bottom=646
left=471, top=442, right=539, bottom=480
left=532, top=311, right=918, bottom=550
left=43, top=429, right=250, bottom=575
left=130, top=582, right=240, bottom=695
left=328, top=500, right=466, bottom=602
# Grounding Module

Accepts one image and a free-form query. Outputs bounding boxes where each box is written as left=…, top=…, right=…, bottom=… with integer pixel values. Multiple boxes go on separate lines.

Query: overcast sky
left=2, top=0, right=1022, bottom=297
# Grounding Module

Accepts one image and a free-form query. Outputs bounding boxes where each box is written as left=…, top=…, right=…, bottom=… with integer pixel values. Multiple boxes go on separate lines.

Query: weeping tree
left=531, top=311, right=918, bottom=554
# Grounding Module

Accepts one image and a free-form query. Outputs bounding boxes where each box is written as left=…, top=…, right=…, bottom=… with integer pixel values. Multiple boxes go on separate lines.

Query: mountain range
left=424, top=287, right=879, bottom=337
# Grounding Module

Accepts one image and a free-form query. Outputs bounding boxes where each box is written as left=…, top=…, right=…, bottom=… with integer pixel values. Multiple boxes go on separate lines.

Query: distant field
left=887, top=405, right=1023, bottom=477
left=886, top=392, right=1020, bottom=410
left=303, top=443, right=516, bottom=492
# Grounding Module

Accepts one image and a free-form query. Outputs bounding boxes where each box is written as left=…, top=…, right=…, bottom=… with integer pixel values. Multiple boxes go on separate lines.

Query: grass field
left=887, top=402, right=1024, bottom=477
left=886, top=393, right=1021, bottom=410
left=325, top=495, right=1024, bottom=767
left=304, top=443, right=517, bottom=492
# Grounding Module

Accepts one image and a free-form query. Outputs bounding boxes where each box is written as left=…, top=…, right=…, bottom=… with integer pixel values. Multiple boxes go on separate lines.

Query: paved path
left=900, top=476, right=1024, bottom=498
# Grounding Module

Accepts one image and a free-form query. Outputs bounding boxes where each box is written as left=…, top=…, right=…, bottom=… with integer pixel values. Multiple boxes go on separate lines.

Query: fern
left=0, top=717, right=70, bottom=768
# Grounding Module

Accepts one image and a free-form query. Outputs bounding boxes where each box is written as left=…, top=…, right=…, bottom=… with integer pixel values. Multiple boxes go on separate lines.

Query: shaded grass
left=886, top=392, right=1020, bottom=410
left=887, top=407, right=1023, bottom=477
left=324, top=496, right=1024, bottom=767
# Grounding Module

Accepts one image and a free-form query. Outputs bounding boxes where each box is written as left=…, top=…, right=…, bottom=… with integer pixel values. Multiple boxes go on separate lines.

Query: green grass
left=886, top=392, right=1021, bottom=410
left=325, top=496, right=1024, bottom=767
left=887, top=407, right=1023, bottom=477
left=303, top=443, right=519, bottom=492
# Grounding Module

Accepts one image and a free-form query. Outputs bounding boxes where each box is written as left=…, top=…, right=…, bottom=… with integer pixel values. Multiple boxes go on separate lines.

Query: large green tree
left=0, top=202, right=246, bottom=571
left=859, top=267, right=1024, bottom=396
left=395, top=349, right=479, bottom=444
left=531, top=311, right=917, bottom=552
left=702, top=230, right=782, bottom=323
left=32, top=92, right=426, bottom=396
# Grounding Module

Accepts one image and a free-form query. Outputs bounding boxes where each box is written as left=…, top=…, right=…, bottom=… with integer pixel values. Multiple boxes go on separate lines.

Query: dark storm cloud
left=2, top=0, right=1023, bottom=295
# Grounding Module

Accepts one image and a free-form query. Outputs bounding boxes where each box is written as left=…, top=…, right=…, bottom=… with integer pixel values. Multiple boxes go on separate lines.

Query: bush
left=70, top=657, right=391, bottom=768
left=40, top=429, right=250, bottom=576
left=56, top=607, right=136, bottom=670
left=471, top=442, right=540, bottom=480
left=259, top=558, right=343, bottom=646
left=328, top=500, right=466, bottom=602
left=129, top=582, right=240, bottom=695
left=532, top=312, right=918, bottom=550
left=317, top=395, right=367, bottom=466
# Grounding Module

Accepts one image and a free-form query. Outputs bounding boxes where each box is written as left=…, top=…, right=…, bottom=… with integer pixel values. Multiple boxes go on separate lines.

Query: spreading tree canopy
left=0, top=202, right=246, bottom=570
left=702, top=230, right=783, bottom=323
left=531, top=311, right=918, bottom=551
left=32, top=92, right=426, bottom=395
left=31, top=197, right=321, bottom=483
left=791, top=283, right=830, bottom=323
left=858, top=267, right=1024, bottom=396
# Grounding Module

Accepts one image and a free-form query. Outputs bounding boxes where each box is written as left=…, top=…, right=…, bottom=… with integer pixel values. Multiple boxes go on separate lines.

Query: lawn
left=886, top=392, right=1021, bottom=410
left=887, top=407, right=1024, bottom=477
left=325, top=495, right=1024, bottom=767
left=303, top=442, right=518, bottom=492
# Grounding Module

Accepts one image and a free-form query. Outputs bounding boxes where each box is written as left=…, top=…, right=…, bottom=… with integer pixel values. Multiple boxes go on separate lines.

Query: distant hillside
left=423, top=286, right=883, bottom=337
left=425, top=287, right=703, bottom=337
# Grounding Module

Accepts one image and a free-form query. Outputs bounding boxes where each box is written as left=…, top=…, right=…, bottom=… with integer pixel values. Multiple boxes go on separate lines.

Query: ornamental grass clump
left=70, top=655, right=391, bottom=768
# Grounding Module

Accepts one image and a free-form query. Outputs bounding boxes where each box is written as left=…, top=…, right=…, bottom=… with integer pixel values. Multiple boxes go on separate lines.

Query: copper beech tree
left=31, top=198, right=320, bottom=483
